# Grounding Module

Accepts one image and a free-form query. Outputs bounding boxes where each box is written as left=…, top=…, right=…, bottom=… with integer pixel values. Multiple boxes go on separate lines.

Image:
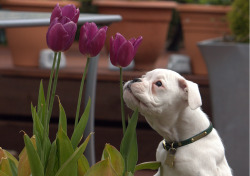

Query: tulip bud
left=79, top=22, right=108, bottom=57
left=46, top=4, right=80, bottom=52
left=110, top=33, right=143, bottom=68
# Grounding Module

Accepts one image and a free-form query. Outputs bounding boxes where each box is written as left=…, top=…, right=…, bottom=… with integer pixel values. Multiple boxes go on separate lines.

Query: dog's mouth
left=125, top=85, right=148, bottom=108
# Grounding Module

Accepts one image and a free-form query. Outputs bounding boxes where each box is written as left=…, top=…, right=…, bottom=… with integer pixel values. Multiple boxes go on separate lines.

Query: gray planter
left=198, top=38, right=249, bottom=176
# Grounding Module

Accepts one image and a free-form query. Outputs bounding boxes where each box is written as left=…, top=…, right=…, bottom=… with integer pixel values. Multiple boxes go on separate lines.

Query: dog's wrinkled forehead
left=142, top=69, right=182, bottom=83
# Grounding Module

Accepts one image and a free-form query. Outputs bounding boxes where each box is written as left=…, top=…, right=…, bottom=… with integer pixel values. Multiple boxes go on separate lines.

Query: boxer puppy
left=123, top=69, right=232, bottom=176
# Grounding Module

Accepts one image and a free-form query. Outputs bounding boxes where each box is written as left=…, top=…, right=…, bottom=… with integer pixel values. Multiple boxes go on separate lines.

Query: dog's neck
left=144, top=106, right=210, bottom=142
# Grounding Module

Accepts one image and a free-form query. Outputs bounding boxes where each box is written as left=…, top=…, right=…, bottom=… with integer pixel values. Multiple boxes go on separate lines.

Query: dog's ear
left=178, top=79, right=202, bottom=110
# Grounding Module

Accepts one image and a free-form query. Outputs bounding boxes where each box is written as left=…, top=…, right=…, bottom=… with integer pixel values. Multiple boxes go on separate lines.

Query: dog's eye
left=155, top=81, right=162, bottom=87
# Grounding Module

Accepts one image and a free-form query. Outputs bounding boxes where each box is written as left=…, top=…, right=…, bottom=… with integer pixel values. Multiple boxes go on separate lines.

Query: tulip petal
left=47, top=4, right=79, bottom=52
left=110, top=33, right=127, bottom=67
left=71, top=8, right=80, bottom=24
left=62, top=22, right=77, bottom=51
left=85, top=22, right=99, bottom=41
left=113, top=33, right=126, bottom=53
left=110, top=36, right=118, bottom=66
left=47, top=23, right=69, bottom=52
left=132, top=36, right=143, bottom=57
left=116, top=41, right=134, bottom=67
left=79, top=23, right=106, bottom=56
left=129, top=38, right=136, bottom=45
left=58, top=16, right=71, bottom=25
left=88, top=26, right=108, bottom=57
left=61, top=4, right=79, bottom=23
left=50, top=4, right=62, bottom=22
left=79, top=25, right=89, bottom=55
left=109, top=33, right=143, bottom=68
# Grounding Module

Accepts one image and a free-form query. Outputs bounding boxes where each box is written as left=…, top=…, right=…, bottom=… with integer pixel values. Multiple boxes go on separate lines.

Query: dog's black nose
left=131, top=78, right=142, bottom=83
left=126, top=78, right=142, bottom=91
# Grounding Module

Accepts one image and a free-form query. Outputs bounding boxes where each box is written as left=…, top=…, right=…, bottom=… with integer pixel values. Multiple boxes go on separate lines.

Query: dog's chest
left=158, top=146, right=199, bottom=176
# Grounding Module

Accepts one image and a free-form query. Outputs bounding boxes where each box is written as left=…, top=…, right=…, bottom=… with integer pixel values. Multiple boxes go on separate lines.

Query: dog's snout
left=131, top=78, right=142, bottom=83
left=125, top=78, right=141, bottom=91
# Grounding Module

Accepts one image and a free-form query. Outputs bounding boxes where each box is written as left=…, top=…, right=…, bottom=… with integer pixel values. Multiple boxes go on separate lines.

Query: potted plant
left=93, top=0, right=177, bottom=70
left=198, top=0, right=249, bottom=174
left=0, top=4, right=160, bottom=176
left=0, top=0, right=80, bottom=67
left=176, top=0, right=232, bottom=75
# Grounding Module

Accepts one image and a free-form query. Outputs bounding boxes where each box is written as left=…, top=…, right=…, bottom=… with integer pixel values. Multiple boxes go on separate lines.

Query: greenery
left=228, top=0, right=249, bottom=43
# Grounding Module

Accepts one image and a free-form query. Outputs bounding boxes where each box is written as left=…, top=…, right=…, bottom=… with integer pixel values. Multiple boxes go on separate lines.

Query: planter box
left=177, top=4, right=231, bottom=75
left=198, top=38, right=249, bottom=176
left=93, top=0, right=177, bottom=70
left=1, top=0, right=80, bottom=67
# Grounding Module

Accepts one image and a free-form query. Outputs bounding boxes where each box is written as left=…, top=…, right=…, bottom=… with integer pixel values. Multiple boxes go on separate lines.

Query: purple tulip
left=50, top=4, right=79, bottom=24
left=79, top=22, right=108, bottom=57
left=110, top=33, right=143, bottom=68
left=46, top=4, right=80, bottom=52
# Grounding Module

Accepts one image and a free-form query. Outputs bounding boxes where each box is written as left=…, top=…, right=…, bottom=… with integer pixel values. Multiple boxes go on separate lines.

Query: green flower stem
left=48, top=52, right=62, bottom=121
left=120, top=67, right=126, bottom=134
left=74, top=57, right=91, bottom=128
left=42, top=51, right=59, bottom=165
left=46, top=52, right=58, bottom=113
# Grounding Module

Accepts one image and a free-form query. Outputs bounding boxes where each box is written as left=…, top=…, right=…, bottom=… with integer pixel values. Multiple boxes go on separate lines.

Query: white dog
left=123, top=69, right=232, bottom=176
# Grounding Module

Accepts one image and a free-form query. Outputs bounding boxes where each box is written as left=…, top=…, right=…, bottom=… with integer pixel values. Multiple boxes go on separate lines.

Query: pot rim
left=92, top=0, right=177, bottom=9
left=198, top=37, right=248, bottom=47
left=0, top=0, right=81, bottom=8
left=177, top=4, right=231, bottom=13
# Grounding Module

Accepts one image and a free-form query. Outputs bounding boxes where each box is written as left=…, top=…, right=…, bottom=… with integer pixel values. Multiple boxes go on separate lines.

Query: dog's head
left=123, top=69, right=202, bottom=118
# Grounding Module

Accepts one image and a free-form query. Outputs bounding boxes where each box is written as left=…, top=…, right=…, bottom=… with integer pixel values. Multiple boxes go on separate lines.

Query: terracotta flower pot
left=1, top=0, right=80, bottom=67
left=93, top=0, right=177, bottom=70
left=177, top=4, right=231, bottom=75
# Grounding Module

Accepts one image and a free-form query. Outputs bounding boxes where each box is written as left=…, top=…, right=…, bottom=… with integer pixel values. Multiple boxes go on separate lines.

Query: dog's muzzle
left=125, top=78, right=142, bottom=93
left=125, top=78, right=142, bottom=90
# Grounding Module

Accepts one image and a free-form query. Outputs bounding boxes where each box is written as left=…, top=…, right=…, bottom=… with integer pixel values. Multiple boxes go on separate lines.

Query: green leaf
left=135, top=161, right=161, bottom=171
left=59, top=101, right=67, bottom=134
left=55, top=133, right=92, bottom=176
left=71, top=98, right=91, bottom=150
left=0, top=149, right=18, bottom=176
left=18, top=136, right=36, bottom=176
left=8, top=158, right=17, bottom=176
left=124, top=130, right=138, bottom=174
left=4, top=150, right=18, bottom=168
left=18, top=147, right=31, bottom=176
left=56, top=127, right=75, bottom=170
left=126, top=172, right=134, bottom=176
left=45, top=141, right=58, bottom=176
left=31, top=104, right=43, bottom=159
left=102, top=144, right=124, bottom=176
left=37, top=80, right=46, bottom=125
left=0, top=170, right=9, bottom=176
left=42, top=137, right=52, bottom=174
left=120, top=109, right=139, bottom=173
left=31, top=105, right=51, bottom=167
left=85, top=159, right=117, bottom=176
left=0, top=157, right=12, bottom=176
left=31, top=104, right=44, bottom=142
left=23, top=134, right=44, bottom=176
left=77, top=155, right=90, bottom=176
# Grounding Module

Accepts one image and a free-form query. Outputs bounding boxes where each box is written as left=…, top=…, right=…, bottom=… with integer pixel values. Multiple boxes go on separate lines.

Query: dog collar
left=162, top=121, right=213, bottom=151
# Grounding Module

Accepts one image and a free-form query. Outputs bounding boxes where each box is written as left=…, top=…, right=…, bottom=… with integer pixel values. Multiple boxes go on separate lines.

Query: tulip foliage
left=0, top=80, right=93, bottom=176
left=0, top=3, right=160, bottom=176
